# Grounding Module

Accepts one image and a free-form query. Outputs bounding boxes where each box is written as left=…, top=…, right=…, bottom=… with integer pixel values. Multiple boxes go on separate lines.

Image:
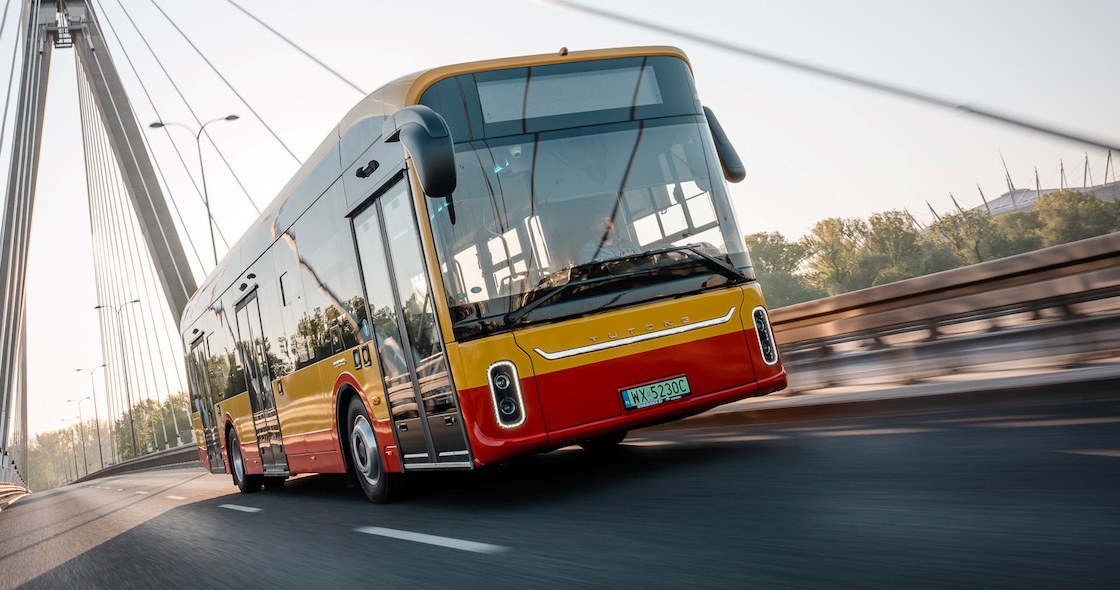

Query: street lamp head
left=129, top=298, right=140, bottom=304
left=149, top=121, right=165, bottom=128
left=94, top=304, right=106, bottom=310
left=224, top=114, right=239, bottom=121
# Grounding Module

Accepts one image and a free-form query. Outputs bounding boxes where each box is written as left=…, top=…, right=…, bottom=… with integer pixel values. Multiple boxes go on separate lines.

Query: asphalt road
left=2, top=392, right=1118, bottom=589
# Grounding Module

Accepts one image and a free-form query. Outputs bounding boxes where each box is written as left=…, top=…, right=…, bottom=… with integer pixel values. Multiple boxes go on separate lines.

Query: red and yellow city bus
left=182, top=46, right=786, bottom=502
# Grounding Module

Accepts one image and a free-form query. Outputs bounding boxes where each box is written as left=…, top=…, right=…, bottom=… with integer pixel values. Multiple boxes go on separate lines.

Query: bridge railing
left=771, top=232, right=1120, bottom=391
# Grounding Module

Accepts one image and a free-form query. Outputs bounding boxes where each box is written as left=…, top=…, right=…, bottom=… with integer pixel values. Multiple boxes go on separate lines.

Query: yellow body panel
left=216, top=392, right=255, bottom=445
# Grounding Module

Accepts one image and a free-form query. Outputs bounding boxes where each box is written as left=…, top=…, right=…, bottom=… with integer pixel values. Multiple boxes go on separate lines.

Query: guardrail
left=771, top=232, right=1120, bottom=391
left=0, top=482, right=29, bottom=511
left=74, top=444, right=199, bottom=484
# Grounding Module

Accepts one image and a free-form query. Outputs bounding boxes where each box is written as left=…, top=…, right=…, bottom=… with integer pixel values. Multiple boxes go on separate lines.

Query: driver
left=580, top=215, right=638, bottom=262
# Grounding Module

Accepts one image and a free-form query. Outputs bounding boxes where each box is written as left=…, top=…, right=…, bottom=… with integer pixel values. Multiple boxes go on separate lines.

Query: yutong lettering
left=590, top=316, right=693, bottom=344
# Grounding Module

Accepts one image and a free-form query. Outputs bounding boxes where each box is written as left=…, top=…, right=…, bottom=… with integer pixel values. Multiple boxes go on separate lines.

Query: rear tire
left=579, top=430, right=628, bottom=452
left=346, top=397, right=401, bottom=503
left=228, top=429, right=262, bottom=494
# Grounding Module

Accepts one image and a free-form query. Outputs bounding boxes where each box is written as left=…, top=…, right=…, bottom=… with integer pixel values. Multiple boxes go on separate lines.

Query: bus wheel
left=346, top=397, right=400, bottom=503
left=579, top=430, right=628, bottom=453
left=228, top=429, right=261, bottom=494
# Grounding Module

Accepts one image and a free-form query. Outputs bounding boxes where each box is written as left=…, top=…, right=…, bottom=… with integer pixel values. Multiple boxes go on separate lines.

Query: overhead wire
left=536, top=0, right=1120, bottom=153
left=147, top=0, right=304, bottom=164
left=111, top=0, right=261, bottom=217
left=221, top=0, right=367, bottom=95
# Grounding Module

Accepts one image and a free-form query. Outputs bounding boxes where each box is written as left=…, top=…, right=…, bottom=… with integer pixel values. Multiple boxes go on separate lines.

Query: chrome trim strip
left=438, top=450, right=470, bottom=457
left=403, top=461, right=473, bottom=471
left=532, top=307, right=737, bottom=361
left=402, top=453, right=429, bottom=459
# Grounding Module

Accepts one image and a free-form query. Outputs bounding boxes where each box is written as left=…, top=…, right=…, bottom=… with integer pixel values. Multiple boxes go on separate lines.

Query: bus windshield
left=428, top=115, right=751, bottom=340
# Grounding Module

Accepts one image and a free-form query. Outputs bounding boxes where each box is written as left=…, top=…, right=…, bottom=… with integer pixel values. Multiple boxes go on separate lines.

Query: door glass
left=380, top=186, right=457, bottom=418
left=353, top=198, right=419, bottom=422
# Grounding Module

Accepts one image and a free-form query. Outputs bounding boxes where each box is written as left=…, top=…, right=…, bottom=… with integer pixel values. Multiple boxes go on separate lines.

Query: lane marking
left=809, top=427, right=935, bottom=437
left=355, top=526, right=507, bottom=554
left=972, top=417, right=1120, bottom=429
left=114, top=488, right=125, bottom=491
left=219, top=504, right=262, bottom=513
left=134, top=491, right=150, bottom=495
left=782, top=424, right=870, bottom=433
left=625, top=440, right=676, bottom=447
left=1055, top=449, right=1120, bottom=458
left=166, top=495, right=188, bottom=500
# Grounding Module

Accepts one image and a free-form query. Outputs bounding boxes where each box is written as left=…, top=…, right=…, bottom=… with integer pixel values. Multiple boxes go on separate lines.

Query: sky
left=3, top=0, right=1117, bottom=435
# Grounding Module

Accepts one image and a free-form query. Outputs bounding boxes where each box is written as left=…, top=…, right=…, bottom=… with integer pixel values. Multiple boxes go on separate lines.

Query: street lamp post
left=147, top=115, right=239, bottom=267
left=96, top=299, right=141, bottom=457
left=76, top=365, right=107, bottom=470
left=65, top=397, right=91, bottom=476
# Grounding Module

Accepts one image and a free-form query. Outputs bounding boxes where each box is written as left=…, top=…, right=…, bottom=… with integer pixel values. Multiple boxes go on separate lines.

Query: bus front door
left=234, top=291, right=289, bottom=475
left=351, top=177, right=471, bottom=469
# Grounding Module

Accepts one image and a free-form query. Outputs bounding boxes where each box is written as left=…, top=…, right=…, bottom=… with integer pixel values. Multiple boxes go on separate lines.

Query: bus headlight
left=752, top=306, right=779, bottom=366
left=488, top=361, right=525, bottom=428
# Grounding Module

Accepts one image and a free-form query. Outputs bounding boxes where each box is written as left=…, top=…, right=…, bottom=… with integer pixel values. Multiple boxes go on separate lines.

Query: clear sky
left=4, top=0, right=1117, bottom=435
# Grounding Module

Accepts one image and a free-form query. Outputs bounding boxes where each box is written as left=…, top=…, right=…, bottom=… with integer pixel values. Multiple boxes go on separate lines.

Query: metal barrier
left=73, top=444, right=200, bottom=484
left=0, top=482, right=29, bottom=511
left=771, top=233, right=1120, bottom=391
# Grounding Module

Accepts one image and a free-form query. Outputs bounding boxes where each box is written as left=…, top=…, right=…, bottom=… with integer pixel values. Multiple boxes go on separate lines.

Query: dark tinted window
left=419, top=56, right=700, bottom=141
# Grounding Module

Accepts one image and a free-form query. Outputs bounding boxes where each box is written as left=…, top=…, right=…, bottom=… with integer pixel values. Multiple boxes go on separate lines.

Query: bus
left=182, top=46, right=787, bottom=502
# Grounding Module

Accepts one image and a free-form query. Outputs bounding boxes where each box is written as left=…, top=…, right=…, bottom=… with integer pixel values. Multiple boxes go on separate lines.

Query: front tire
left=228, top=429, right=261, bottom=494
left=346, top=397, right=400, bottom=503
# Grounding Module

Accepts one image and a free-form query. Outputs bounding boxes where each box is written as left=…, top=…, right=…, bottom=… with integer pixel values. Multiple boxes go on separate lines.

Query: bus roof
left=181, top=46, right=689, bottom=331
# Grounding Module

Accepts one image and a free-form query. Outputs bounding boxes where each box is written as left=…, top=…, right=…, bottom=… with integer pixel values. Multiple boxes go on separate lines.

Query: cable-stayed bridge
left=0, top=1, right=1118, bottom=587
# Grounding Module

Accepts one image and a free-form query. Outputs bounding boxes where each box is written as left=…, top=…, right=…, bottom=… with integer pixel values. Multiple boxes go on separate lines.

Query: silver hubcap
left=350, top=414, right=381, bottom=487
left=231, top=436, right=245, bottom=482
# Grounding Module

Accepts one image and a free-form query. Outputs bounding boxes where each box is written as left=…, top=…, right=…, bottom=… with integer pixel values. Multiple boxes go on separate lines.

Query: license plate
left=621, top=375, right=691, bottom=410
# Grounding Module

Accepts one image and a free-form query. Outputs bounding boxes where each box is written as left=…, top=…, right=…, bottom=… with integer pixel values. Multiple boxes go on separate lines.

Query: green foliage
left=1035, top=190, right=1120, bottom=246
left=743, top=191, right=1116, bottom=308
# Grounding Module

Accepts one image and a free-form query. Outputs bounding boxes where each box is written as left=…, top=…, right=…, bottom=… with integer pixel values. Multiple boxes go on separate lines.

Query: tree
left=864, top=210, right=925, bottom=285
left=991, top=210, right=1043, bottom=257
left=744, top=232, right=826, bottom=307
left=926, top=209, right=1011, bottom=265
left=802, top=217, right=870, bottom=294
left=1035, top=190, right=1119, bottom=246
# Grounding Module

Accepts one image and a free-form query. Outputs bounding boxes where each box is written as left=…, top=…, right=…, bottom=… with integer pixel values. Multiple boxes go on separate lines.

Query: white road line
left=355, top=526, right=508, bottom=554
left=135, top=491, right=150, bottom=495
left=625, top=440, right=676, bottom=447
left=114, top=488, right=124, bottom=491
left=1055, top=449, right=1120, bottom=458
left=219, top=504, right=262, bottom=513
left=166, top=495, right=187, bottom=500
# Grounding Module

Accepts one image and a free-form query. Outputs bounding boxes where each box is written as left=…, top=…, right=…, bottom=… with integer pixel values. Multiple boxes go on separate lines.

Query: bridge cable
left=221, top=0, right=367, bottom=95
left=109, top=0, right=262, bottom=216
left=85, top=63, right=150, bottom=455
left=81, top=68, right=128, bottom=457
left=537, top=0, right=1120, bottom=153
left=0, top=0, right=15, bottom=158
left=147, top=0, right=304, bottom=164
left=77, top=61, right=120, bottom=462
left=91, top=0, right=227, bottom=260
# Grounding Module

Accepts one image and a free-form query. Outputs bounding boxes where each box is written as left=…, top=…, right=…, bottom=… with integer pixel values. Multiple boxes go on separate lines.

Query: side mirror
left=383, top=105, right=457, bottom=197
left=703, top=106, right=746, bottom=183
